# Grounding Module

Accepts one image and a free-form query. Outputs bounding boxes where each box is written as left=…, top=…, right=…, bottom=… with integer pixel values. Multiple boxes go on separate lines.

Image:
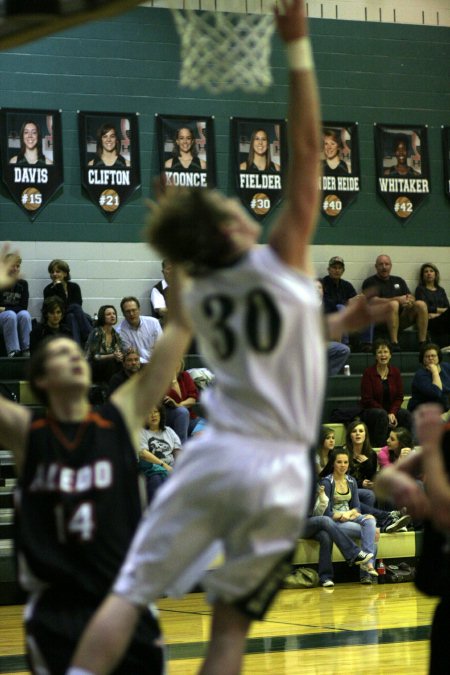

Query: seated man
left=362, top=254, right=428, bottom=351
left=107, top=347, right=141, bottom=396
left=0, top=253, right=32, bottom=357
left=321, top=256, right=356, bottom=314
left=117, top=296, right=162, bottom=363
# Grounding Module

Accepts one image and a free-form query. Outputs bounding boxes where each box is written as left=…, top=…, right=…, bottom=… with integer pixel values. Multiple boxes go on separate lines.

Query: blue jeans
left=0, top=309, right=31, bottom=353
left=165, top=405, right=189, bottom=443
left=327, top=341, right=350, bottom=376
left=303, top=515, right=362, bottom=583
left=335, top=515, right=377, bottom=579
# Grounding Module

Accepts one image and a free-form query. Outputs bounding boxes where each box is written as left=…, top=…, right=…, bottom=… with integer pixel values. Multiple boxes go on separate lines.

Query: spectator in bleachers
left=318, top=448, right=378, bottom=584
left=321, top=256, right=357, bottom=314
left=117, top=296, right=162, bottom=364
left=315, top=279, right=350, bottom=375
left=408, top=343, right=450, bottom=414
left=345, top=421, right=378, bottom=504
left=360, top=338, right=412, bottom=447
left=378, top=427, right=414, bottom=469
left=150, top=259, right=172, bottom=327
left=0, top=253, right=32, bottom=357
left=85, top=305, right=124, bottom=384
left=316, top=426, right=336, bottom=474
left=43, top=259, right=92, bottom=346
left=107, top=347, right=141, bottom=397
left=414, top=263, right=450, bottom=349
left=303, top=501, right=372, bottom=588
left=138, top=404, right=181, bottom=504
left=361, top=253, right=428, bottom=351
left=30, top=295, right=72, bottom=353
left=345, top=420, right=411, bottom=531
left=164, top=358, right=206, bottom=442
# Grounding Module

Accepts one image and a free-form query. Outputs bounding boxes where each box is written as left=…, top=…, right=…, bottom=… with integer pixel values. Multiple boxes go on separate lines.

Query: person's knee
left=414, top=299, right=427, bottom=315
left=0, top=310, right=17, bottom=325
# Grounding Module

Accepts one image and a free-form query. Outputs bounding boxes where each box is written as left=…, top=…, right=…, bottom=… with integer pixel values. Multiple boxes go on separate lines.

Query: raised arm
left=269, top=0, right=321, bottom=274
left=111, top=267, right=192, bottom=436
left=414, top=404, right=450, bottom=529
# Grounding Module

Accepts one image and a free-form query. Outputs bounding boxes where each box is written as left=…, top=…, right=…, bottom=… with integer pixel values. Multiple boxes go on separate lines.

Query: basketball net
left=169, top=6, right=275, bottom=94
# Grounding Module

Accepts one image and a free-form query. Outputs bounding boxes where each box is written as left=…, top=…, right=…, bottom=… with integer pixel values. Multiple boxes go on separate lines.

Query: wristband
left=66, top=669, right=95, bottom=675
left=286, top=37, right=314, bottom=71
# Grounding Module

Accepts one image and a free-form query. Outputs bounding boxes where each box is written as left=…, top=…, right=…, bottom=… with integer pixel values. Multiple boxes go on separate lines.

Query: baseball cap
left=328, top=256, right=345, bottom=267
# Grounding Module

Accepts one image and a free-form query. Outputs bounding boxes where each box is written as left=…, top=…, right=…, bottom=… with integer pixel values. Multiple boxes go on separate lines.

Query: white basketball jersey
left=184, top=245, right=326, bottom=446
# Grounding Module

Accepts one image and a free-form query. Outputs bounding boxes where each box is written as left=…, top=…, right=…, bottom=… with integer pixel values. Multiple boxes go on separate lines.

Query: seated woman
left=408, top=343, right=450, bottom=413
left=164, top=359, right=205, bottom=443
left=360, top=338, right=412, bottom=447
left=345, top=420, right=378, bottom=505
left=84, top=305, right=124, bottom=384
left=304, top=491, right=372, bottom=588
left=30, top=296, right=72, bottom=353
left=318, top=448, right=378, bottom=584
left=43, top=259, right=92, bottom=346
left=316, top=426, right=337, bottom=474
left=138, top=405, right=181, bottom=504
left=378, top=427, right=414, bottom=469
left=345, top=420, right=410, bottom=532
left=415, top=263, right=450, bottom=348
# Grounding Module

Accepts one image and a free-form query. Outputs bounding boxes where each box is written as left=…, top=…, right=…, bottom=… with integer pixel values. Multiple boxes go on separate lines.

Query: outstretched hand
left=375, top=467, right=430, bottom=521
left=274, top=0, right=308, bottom=42
left=414, top=404, right=446, bottom=453
left=327, top=291, right=393, bottom=337
left=0, top=244, right=16, bottom=289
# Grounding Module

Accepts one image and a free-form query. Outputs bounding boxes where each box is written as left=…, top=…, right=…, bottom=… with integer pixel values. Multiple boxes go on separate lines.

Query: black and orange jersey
left=15, top=402, right=143, bottom=601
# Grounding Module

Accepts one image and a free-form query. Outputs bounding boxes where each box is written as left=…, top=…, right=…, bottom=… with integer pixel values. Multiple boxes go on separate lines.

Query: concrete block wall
left=147, top=0, right=450, bottom=27
left=13, top=241, right=450, bottom=322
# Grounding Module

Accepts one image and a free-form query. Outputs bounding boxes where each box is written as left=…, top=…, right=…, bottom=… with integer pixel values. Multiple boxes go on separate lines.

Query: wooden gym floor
left=0, top=582, right=437, bottom=674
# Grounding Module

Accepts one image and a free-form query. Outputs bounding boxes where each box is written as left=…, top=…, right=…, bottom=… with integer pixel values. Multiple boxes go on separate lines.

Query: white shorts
left=114, top=427, right=312, bottom=619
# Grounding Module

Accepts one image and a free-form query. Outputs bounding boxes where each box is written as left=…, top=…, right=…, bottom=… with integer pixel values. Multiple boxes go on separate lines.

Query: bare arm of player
left=69, top=594, right=142, bottom=675
left=0, top=244, right=31, bottom=475
left=326, top=292, right=394, bottom=340
left=414, top=404, right=450, bottom=529
left=269, top=0, right=321, bottom=274
left=111, top=266, right=192, bottom=435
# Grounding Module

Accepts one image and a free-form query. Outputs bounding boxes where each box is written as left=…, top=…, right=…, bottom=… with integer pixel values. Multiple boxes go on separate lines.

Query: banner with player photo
left=320, top=122, right=360, bottom=224
left=78, top=111, right=140, bottom=218
left=232, top=117, right=287, bottom=220
left=156, top=114, right=215, bottom=189
left=443, top=126, right=450, bottom=201
left=374, top=124, right=430, bottom=221
left=0, top=108, right=63, bottom=221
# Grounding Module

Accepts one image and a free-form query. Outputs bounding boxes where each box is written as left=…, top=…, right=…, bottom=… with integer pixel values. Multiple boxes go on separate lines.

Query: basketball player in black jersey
left=0, top=245, right=191, bottom=674
left=376, top=404, right=450, bottom=674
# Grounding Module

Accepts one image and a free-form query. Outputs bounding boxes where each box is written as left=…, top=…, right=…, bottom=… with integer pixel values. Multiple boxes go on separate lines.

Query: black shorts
left=25, top=588, right=164, bottom=675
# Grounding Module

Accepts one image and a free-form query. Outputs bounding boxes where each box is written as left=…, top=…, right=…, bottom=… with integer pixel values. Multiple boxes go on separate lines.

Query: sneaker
left=360, top=576, right=373, bottom=585
left=7, top=350, right=20, bottom=358
left=385, top=514, right=411, bottom=533
left=321, top=579, right=334, bottom=588
left=21, top=349, right=30, bottom=358
left=361, top=564, right=378, bottom=576
left=352, top=551, right=372, bottom=566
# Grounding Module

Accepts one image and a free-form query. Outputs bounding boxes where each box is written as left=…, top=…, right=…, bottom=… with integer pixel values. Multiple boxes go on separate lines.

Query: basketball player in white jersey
left=69, top=2, right=391, bottom=674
